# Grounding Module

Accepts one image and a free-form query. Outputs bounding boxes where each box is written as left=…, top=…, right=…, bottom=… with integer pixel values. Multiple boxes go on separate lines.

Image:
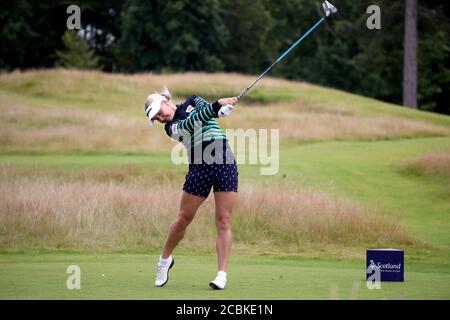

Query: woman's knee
left=215, top=213, right=232, bottom=232
left=174, top=210, right=195, bottom=228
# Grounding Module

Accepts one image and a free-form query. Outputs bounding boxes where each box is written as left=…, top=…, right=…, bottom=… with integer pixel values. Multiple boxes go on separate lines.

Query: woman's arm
left=167, top=96, right=238, bottom=137
left=217, top=97, right=238, bottom=107
left=192, top=96, right=238, bottom=111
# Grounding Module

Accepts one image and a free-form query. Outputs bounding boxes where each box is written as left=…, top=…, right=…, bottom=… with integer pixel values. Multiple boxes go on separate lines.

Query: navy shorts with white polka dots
left=183, top=161, right=239, bottom=198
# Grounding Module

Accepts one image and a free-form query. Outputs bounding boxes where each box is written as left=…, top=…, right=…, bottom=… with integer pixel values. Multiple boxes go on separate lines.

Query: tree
left=116, top=0, right=228, bottom=72
left=55, top=30, right=101, bottom=70
left=0, top=0, right=69, bottom=70
left=1, top=0, right=449, bottom=115
left=403, top=0, right=418, bottom=108
left=417, top=0, right=450, bottom=114
left=220, top=0, right=273, bottom=74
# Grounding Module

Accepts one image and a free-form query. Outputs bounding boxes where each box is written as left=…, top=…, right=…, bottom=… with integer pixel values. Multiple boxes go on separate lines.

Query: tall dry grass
left=0, top=166, right=418, bottom=254
left=0, top=93, right=170, bottom=152
left=401, top=151, right=450, bottom=178
left=227, top=105, right=450, bottom=141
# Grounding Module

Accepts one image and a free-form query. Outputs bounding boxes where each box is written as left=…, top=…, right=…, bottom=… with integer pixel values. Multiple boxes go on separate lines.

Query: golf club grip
left=237, top=89, right=248, bottom=101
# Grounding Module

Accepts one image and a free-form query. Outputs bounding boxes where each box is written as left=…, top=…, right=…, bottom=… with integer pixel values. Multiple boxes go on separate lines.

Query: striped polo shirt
left=164, top=96, right=228, bottom=151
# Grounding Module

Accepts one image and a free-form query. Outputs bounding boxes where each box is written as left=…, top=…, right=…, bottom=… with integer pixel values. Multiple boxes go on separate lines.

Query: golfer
left=144, top=87, right=238, bottom=290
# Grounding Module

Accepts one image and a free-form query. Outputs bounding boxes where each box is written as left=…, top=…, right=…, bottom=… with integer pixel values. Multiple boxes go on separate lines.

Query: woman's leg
left=161, top=191, right=206, bottom=258
left=213, top=191, right=237, bottom=272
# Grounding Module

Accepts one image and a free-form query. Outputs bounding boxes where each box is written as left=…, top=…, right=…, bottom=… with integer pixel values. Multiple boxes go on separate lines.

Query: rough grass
left=228, top=105, right=449, bottom=142
left=401, top=151, right=450, bottom=179
left=1, top=69, right=449, bottom=153
left=0, top=93, right=167, bottom=152
left=0, top=165, right=419, bottom=254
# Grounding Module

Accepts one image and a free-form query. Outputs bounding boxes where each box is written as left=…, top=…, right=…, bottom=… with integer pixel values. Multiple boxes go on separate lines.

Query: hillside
left=1, top=69, right=449, bottom=153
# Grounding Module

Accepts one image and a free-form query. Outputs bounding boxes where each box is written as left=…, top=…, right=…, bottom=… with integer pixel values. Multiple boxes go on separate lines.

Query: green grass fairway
left=1, top=252, right=449, bottom=300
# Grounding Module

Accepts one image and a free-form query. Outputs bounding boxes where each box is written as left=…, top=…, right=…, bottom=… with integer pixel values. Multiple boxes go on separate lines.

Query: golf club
left=234, top=1, right=337, bottom=102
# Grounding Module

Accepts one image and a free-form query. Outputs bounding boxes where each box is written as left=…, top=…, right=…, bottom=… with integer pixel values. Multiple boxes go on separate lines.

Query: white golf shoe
left=209, top=271, right=227, bottom=290
left=155, top=256, right=174, bottom=287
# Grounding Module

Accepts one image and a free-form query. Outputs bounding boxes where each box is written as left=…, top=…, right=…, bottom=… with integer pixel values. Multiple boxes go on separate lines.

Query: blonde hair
left=144, top=87, right=172, bottom=111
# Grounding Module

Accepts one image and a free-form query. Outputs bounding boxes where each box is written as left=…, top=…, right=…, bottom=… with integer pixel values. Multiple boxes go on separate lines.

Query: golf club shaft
left=237, top=16, right=326, bottom=101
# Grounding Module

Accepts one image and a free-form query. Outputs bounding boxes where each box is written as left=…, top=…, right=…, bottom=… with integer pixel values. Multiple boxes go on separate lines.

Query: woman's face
left=152, top=100, right=174, bottom=123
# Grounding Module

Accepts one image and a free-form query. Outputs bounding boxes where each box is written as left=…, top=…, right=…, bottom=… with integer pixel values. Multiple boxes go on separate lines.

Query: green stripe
left=205, top=106, right=214, bottom=118
left=194, top=97, right=209, bottom=109
left=198, top=110, right=208, bottom=123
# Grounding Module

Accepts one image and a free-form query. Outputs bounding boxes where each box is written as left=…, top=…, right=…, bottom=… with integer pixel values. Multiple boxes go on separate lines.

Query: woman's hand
left=217, top=97, right=238, bottom=118
left=218, top=97, right=238, bottom=107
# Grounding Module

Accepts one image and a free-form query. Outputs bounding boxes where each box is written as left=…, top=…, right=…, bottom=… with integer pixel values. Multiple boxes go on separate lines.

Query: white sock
left=159, top=255, right=172, bottom=265
left=217, top=271, right=227, bottom=278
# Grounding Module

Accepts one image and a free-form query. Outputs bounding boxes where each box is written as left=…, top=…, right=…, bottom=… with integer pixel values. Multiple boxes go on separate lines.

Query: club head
left=322, top=1, right=337, bottom=17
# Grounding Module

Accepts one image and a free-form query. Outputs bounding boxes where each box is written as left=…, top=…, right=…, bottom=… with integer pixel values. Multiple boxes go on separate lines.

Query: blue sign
left=366, top=249, right=404, bottom=282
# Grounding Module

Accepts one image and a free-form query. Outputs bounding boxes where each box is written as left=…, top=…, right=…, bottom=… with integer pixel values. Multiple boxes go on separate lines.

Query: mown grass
left=1, top=252, right=449, bottom=299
